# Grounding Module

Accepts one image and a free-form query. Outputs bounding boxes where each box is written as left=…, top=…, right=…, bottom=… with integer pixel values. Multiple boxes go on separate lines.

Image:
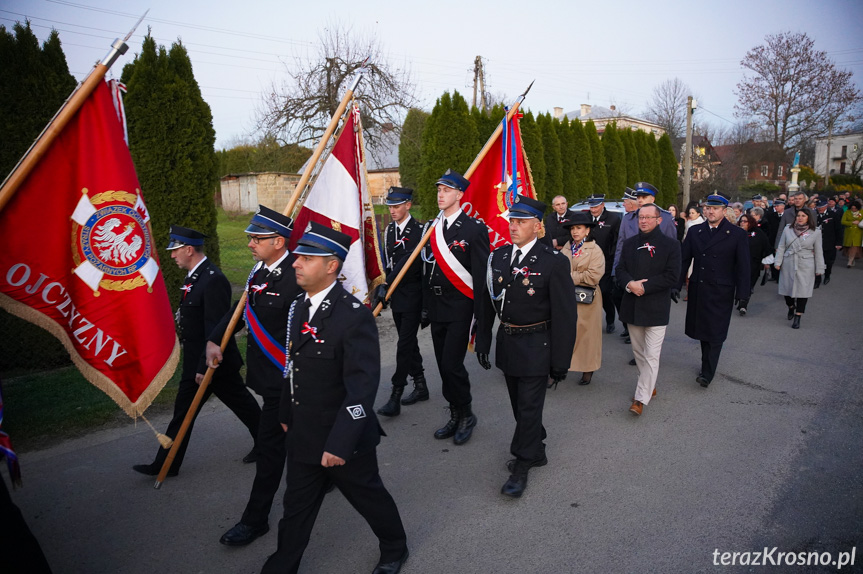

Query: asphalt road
left=11, top=263, right=863, bottom=574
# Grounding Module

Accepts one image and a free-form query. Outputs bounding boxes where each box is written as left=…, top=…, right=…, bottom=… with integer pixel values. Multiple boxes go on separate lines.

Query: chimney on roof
left=553, top=107, right=563, bottom=119
left=610, top=105, right=616, bottom=112
left=580, top=104, right=591, bottom=117
left=382, top=122, right=394, bottom=132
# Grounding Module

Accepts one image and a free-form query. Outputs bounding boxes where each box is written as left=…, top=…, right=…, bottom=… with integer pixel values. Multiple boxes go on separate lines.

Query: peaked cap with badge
left=246, top=205, right=293, bottom=237
left=167, top=225, right=207, bottom=250
left=294, top=222, right=351, bottom=261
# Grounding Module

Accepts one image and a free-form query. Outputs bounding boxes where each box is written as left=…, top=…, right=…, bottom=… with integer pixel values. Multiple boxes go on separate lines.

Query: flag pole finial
left=100, top=10, right=148, bottom=68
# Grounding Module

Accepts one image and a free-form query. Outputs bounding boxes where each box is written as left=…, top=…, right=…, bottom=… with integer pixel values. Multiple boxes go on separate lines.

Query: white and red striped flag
left=289, top=105, right=385, bottom=303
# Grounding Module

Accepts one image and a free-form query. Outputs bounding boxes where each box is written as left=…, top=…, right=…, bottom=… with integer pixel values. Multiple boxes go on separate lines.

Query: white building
left=814, top=131, right=863, bottom=178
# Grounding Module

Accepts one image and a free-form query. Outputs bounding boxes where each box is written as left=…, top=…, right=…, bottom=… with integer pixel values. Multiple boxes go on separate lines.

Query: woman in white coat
left=775, top=209, right=825, bottom=329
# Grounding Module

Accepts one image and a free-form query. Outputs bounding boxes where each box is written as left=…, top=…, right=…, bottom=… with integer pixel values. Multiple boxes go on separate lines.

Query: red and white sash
left=430, top=219, right=474, bottom=299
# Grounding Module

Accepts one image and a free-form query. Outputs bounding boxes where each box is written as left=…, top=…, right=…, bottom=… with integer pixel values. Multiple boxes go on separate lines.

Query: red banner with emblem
left=0, top=79, right=179, bottom=417
left=460, top=112, right=536, bottom=250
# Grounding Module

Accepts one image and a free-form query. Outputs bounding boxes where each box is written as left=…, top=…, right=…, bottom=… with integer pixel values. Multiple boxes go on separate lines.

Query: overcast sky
left=4, top=0, right=862, bottom=149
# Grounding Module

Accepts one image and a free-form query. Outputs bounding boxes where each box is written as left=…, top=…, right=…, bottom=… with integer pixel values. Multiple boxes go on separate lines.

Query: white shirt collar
left=265, top=250, right=290, bottom=273
left=396, top=214, right=412, bottom=234
left=304, top=280, right=338, bottom=321
left=511, top=237, right=538, bottom=263
left=443, top=209, right=462, bottom=228
left=187, top=256, right=208, bottom=278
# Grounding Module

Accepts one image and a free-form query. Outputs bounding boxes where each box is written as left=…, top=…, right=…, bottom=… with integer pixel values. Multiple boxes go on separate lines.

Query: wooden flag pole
left=0, top=13, right=147, bottom=215
left=154, top=65, right=367, bottom=489
left=371, top=81, right=534, bottom=318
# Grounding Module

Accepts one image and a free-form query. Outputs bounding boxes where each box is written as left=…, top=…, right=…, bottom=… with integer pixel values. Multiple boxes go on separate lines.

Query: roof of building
left=564, top=104, right=663, bottom=131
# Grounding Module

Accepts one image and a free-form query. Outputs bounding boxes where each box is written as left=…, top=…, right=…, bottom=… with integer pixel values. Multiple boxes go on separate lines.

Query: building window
left=840, top=162, right=846, bottom=174
left=841, top=145, right=847, bottom=158
left=760, top=165, right=768, bottom=177
left=777, top=166, right=783, bottom=177
left=742, top=165, right=749, bottom=179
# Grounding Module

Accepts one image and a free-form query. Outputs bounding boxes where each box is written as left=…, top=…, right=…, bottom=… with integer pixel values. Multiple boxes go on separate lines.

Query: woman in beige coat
left=562, top=211, right=605, bottom=385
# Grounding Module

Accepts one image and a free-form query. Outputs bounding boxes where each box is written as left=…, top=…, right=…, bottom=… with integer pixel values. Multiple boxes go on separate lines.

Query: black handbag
left=574, top=285, right=596, bottom=304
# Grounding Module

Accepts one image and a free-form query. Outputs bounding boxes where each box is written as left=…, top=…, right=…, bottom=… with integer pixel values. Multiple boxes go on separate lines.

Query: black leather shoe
left=501, top=469, right=528, bottom=498
left=606, top=324, right=616, bottom=334
left=620, top=329, right=629, bottom=338
left=506, top=455, right=547, bottom=473
left=133, top=463, right=177, bottom=477
left=219, top=522, right=269, bottom=546
left=242, top=448, right=258, bottom=464
left=453, top=406, right=477, bottom=445
left=401, top=374, right=429, bottom=405
left=377, top=386, right=404, bottom=417
left=791, top=314, right=801, bottom=329
left=624, top=337, right=631, bottom=344
left=787, top=307, right=795, bottom=320
left=434, top=407, right=459, bottom=440
left=628, top=358, right=636, bottom=366
left=696, top=376, right=710, bottom=388
left=372, top=549, right=409, bottom=574
left=824, top=276, right=830, bottom=285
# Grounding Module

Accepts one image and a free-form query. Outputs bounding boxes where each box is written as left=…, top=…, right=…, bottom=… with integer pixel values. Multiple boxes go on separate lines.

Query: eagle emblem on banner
left=70, top=188, right=159, bottom=295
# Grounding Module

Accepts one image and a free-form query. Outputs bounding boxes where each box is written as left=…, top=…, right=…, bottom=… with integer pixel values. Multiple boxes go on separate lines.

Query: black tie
left=512, top=249, right=523, bottom=269
left=298, top=298, right=312, bottom=335
left=443, top=219, right=449, bottom=234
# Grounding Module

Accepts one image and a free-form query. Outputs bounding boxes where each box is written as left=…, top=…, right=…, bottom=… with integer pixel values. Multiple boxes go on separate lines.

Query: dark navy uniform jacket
left=588, top=208, right=622, bottom=270
left=481, top=241, right=576, bottom=377
left=678, top=218, right=750, bottom=343
left=279, top=282, right=383, bottom=464
left=210, top=254, right=302, bottom=398
left=615, top=228, right=681, bottom=327
left=384, top=216, right=424, bottom=313
left=177, top=258, right=243, bottom=379
left=423, top=210, right=492, bottom=354
left=817, top=210, right=843, bottom=248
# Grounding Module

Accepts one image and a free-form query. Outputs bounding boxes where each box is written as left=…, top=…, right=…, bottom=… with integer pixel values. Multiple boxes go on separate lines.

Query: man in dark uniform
left=372, top=187, right=426, bottom=416
left=206, top=206, right=302, bottom=547
left=262, top=223, right=408, bottom=574
left=542, top=195, right=570, bottom=250
left=479, top=196, right=576, bottom=498
left=764, top=198, right=785, bottom=281
left=678, top=193, right=750, bottom=388
left=613, top=188, right=639, bottom=342
left=586, top=193, right=621, bottom=333
left=816, top=198, right=843, bottom=285
left=615, top=205, right=680, bottom=416
left=132, top=225, right=260, bottom=478
left=422, top=169, right=491, bottom=445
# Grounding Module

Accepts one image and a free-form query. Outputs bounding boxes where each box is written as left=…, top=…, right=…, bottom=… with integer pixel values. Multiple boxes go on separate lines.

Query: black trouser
left=261, top=451, right=407, bottom=574
left=151, top=369, right=260, bottom=472
left=612, top=280, right=626, bottom=330
left=0, top=474, right=52, bottom=574
left=599, top=272, right=615, bottom=326
left=430, top=318, right=473, bottom=407
left=391, top=309, right=424, bottom=387
left=504, top=374, right=548, bottom=464
left=700, top=341, right=724, bottom=383
left=241, top=396, right=286, bottom=527
left=823, top=248, right=837, bottom=279
left=784, top=296, right=808, bottom=314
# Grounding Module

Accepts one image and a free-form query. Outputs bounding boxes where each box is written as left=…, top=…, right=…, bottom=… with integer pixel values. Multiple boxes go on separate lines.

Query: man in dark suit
left=678, top=193, right=750, bottom=388
left=542, top=195, right=570, bottom=250
left=615, top=205, right=681, bottom=416
left=612, top=188, right=639, bottom=342
left=372, top=187, right=426, bottom=416
left=132, top=225, right=261, bottom=478
left=764, top=198, right=785, bottom=281
left=816, top=198, right=843, bottom=285
left=479, top=196, right=576, bottom=498
left=422, top=169, right=492, bottom=446
left=206, top=206, right=302, bottom=547
left=262, top=223, right=408, bottom=574
left=586, top=194, right=621, bottom=333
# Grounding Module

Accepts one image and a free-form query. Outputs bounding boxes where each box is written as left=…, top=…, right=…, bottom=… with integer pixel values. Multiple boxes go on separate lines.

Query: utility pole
left=472, top=56, right=487, bottom=113
left=682, top=96, right=696, bottom=207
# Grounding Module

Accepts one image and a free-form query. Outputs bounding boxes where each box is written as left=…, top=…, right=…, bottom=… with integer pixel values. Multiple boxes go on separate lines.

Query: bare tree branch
left=256, top=22, right=417, bottom=167
left=644, top=78, right=694, bottom=141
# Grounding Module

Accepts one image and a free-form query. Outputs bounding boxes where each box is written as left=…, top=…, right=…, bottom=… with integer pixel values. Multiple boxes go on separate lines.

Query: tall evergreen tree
left=634, top=130, right=652, bottom=184
left=602, top=122, right=627, bottom=197
left=470, top=105, right=498, bottom=145
left=556, top=115, right=577, bottom=202
left=645, top=134, right=661, bottom=188
left=538, top=113, right=563, bottom=202
left=397, top=107, right=428, bottom=191
left=519, top=110, right=546, bottom=201
left=657, top=133, right=680, bottom=207
left=570, top=119, right=593, bottom=200
left=584, top=120, right=607, bottom=198
left=0, top=21, right=78, bottom=371
left=619, top=127, right=640, bottom=188
left=417, top=90, right=479, bottom=218
left=121, top=34, right=219, bottom=307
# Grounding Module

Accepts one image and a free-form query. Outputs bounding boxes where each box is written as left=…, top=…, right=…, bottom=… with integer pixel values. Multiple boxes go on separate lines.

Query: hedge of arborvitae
left=121, top=33, right=219, bottom=309
left=0, top=22, right=78, bottom=371
left=398, top=92, right=681, bottom=214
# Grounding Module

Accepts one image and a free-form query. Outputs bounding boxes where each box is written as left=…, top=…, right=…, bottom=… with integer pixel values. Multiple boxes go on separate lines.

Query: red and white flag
left=459, top=111, right=536, bottom=249
left=289, top=105, right=386, bottom=304
left=0, top=79, right=179, bottom=417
